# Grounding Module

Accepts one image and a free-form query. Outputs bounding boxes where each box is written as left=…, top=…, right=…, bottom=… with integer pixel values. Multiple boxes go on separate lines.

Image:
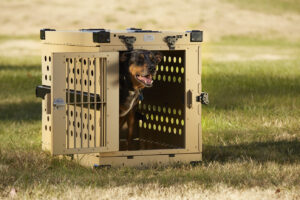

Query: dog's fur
left=119, top=50, right=162, bottom=149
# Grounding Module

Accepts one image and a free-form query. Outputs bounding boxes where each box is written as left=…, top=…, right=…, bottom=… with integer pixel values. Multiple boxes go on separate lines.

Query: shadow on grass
left=203, top=140, right=300, bottom=164
left=0, top=102, right=41, bottom=121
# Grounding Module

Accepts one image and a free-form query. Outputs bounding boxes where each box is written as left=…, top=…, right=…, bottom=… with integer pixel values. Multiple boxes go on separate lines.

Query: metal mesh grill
left=137, top=50, right=185, bottom=149
left=65, top=57, right=107, bottom=149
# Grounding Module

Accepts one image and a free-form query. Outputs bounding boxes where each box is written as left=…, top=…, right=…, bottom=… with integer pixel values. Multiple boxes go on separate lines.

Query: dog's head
left=121, top=50, right=162, bottom=88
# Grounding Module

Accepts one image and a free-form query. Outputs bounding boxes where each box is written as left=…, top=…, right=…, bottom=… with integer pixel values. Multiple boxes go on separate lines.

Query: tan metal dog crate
left=36, top=28, right=208, bottom=167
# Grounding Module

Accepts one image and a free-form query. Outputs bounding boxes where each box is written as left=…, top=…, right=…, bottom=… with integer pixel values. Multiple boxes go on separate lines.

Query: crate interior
left=119, top=50, right=186, bottom=151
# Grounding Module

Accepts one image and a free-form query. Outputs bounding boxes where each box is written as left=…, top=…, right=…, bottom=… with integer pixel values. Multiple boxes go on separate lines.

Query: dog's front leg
left=126, top=108, right=138, bottom=150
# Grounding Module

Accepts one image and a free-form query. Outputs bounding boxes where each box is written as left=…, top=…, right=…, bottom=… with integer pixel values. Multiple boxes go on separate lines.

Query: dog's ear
left=120, top=52, right=130, bottom=62
left=154, top=52, right=163, bottom=64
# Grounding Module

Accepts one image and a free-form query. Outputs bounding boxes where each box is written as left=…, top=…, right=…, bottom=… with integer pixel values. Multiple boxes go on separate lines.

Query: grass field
left=0, top=35, right=299, bottom=199
left=1, top=0, right=300, bottom=199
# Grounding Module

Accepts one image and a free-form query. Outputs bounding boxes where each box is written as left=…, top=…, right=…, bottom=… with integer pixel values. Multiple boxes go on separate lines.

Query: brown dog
left=119, top=50, right=162, bottom=149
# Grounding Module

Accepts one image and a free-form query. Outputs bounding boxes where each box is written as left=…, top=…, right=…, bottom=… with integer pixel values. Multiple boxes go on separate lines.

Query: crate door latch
left=53, top=98, right=65, bottom=110
left=164, top=35, right=183, bottom=50
left=119, top=35, right=136, bottom=50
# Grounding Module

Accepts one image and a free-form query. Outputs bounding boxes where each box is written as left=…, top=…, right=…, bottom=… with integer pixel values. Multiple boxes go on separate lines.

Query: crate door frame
left=51, top=52, right=119, bottom=155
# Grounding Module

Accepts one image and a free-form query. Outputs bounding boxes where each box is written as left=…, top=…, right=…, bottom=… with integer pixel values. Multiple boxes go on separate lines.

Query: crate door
left=51, top=52, right=119, bottom=155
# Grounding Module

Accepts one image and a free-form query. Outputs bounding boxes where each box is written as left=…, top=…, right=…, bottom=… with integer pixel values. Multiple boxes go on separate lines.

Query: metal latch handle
left=196, top=92, right=209, bottom=105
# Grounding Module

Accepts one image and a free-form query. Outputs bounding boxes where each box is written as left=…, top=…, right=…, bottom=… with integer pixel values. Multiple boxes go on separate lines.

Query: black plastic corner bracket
left=196, top=92, right=209, bottom=105
left=190, top=30, right=203, bottom=42
left=40, top=28, right=56, bottom=40
left=92, top=31, right=110, bottom=43
left=119, top=35, right=136, bottom=51
left=164, top=35, right=183, bottom=50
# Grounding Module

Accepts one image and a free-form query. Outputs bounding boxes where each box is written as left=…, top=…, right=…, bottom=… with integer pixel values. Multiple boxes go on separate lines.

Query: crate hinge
left=164, top=35, right=183, bottom=50
left=119, top=35, right=136, bottom=50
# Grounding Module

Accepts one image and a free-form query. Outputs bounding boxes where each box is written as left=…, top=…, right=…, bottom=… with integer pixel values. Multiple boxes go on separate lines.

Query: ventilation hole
left=91, top=70, right=94, bottom=76
left=179, top=57, right=182, bottom=63
left=45, top=75, right=47, bottom=80
left=163, top=56, right=166, bottom=62
left=158, top=75, right=161, bottom=81
left=168, top=75, right=171, bottom=82
left=173, top=57, right=176, bottom=63
left=82, top=123, right=85, bottom=129
left=173, top=109, right=177, bottom=115
left=148, top=105, right=151, bottom=111
left=171, top=118, right=174, bottom=124
left=70, top=78, right=73, bottom=84
left=93, top=59, right=96, bottom=66
left=139, top=120, right=143, bottom=128
left=156, top=65, right=159, bottom=71
left=155, top=115, right=159, bottom=121
left=49, top=126, right=51, bottom=131
left=151, top=105, right=156, bottom=111
left=84, top=79, right=87, bottom=86
left=71, top=131, right=73, bottom=136
left=44, top=56, right=47, bottom=62
left=72, top=68, right=75, bottom=74
left=168, top=108, right=172, bottom=114
left=91, top=125, right=94, bottom=131
left=163, top=107, right=166, bottom=113
left=143, top=104, right=147, bottom=110
left=178, top=77, right=182, bottom=83
left=90, top=114, right=92, bottom=120
left=165, top=117, right=169, bottom=123
left=84, top=113, right=87, bottom=119
left=146, top=114, right=149, bottom=120
left=89, top=80, right=92, bottom=86
left=163, top=75, right=166, bottom=82
left=178, top=109, right=182, bottom=115
left=173, top=76, right=176, bottom=83
left=160, top=116, right=164, bottom=122
left=49, top=56, right=51, bottom=62
left=47, top=116, right=50, bottom=121
left=176, top=119, right=179, bottom=125
left=153, top=76, right=156, bottom=80
left=77, top=122, right=80, bottom=128
left=45, top=125, right=47, bottom=130
left=82, top=70, right=85, bottom=74
left=153, top=124, right=156, bottom=130
left=138, top=103, right=142, bottom=110
left=158, top=106, right=161, bottom=112
left=70, top=58, right=73, bottom=64
left=89, top=135, right=92, bottom=140
left=168, top=56, right=171, bottom=62
left=163, top=126, right=166, bottom=132
left=47, top=65, right=49, bottom=71
left=73, top=121, right=75, bottom=126
left=84, top=133, right=87, bottom=140
left=173, top=128, right=177, bottom=134
left=160, top=65, right=164, bottom=72
left=181, top=67, right=184, bottom=74
left=179, top=129, right=182, bottom=135
left=148, top=123, right=151, bottom=130
left=66, top=58, right=69, bottom=62
left=143, top=122, right=147, bottom=129
left=158, top=125, right=161, bottom=131
left=77, top=68, right=80, bottom=75
left=181, top=120, right=185, bottom=126
left=170, top=66, right=174, bottom=73
left=150, top=114, right=154, bottom=120
left=84, top=59, right=87, bottom=65
left=168, top=127, right=172, bottom=133
left=165, top=66, right=169, bottom=72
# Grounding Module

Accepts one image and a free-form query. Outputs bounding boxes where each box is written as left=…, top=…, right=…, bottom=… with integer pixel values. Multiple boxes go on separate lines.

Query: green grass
left=0, top=38, right=300, bottom=198
left=225, top=0, right=300, bottom=14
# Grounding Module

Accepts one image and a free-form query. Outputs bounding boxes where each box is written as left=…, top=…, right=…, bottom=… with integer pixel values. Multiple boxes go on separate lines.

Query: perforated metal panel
left=50, top=52, right=119, bottom=155
left=137, top=50, right=185, bottom=149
